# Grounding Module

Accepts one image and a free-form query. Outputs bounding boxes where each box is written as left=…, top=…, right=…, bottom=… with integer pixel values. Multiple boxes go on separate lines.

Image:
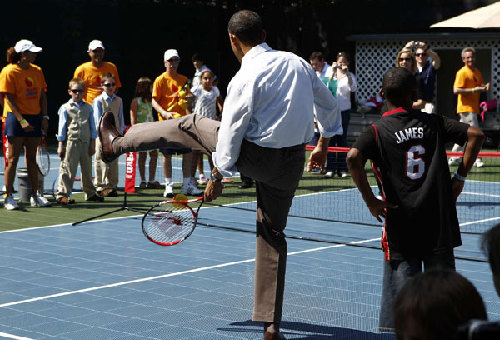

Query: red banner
left=124, top=151, right=137, bottom=193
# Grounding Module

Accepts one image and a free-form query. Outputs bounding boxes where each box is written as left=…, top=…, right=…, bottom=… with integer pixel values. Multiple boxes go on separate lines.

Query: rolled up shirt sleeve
left=213, top=79, right=254, bottom=177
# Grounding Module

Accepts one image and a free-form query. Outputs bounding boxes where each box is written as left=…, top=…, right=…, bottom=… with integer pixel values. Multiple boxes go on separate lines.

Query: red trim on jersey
left=372, top=124, right=378, bottom=142
left=382, top=107, right=409, bottom=117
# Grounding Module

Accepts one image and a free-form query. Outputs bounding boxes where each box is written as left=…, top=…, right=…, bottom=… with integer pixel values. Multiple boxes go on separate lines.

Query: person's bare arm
left=130, top=98, right=138, bottom=125
left=4, top=93, right=33, bottom=131
left=307, top=136, right=330, bottom=172
left=453, top=83, right=489, bottom=95
left=346, top=148, right=397, bottom=222
left=412, top=99, right=426, bottom=110
left=451, top=126, right=485, bottom=201
left=152, top=98, right=173, bottom=120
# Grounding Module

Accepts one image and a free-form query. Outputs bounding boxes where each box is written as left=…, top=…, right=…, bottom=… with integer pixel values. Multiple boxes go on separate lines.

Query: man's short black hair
left=382, top=67, right=416, bottom=104
left=192, top=53, right=204, bottom=63
left=227, top=10, right=264, bottom=46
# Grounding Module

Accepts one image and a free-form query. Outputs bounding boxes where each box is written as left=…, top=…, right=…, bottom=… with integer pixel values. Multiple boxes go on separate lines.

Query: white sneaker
left=448, top=157, right=460, bottom=166
left=30, top=194, right=51, bottom=207
left=198, top=174, right=207, bottom=184
left=163, top=182, right=174, bottom=198
left=474, top=159, right=484, bottom=168
left=4, top=195, right=19, bottom=210
left=339, top=172, right=348, bottom=178
left=325, top=171, right=334, bottom=178
left=180, top=181, right=203, bottom=196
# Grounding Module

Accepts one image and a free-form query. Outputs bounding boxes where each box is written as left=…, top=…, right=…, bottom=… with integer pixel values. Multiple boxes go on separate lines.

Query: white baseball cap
left=88, top=40, right=105, bottom=52
left=164, top=49, right=180, bottom=62
left=14, top=40, right=42, bottom=53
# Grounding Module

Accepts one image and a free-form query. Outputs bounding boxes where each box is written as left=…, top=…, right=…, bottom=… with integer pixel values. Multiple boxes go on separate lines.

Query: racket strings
left=143, top=205, right=195, bottom=244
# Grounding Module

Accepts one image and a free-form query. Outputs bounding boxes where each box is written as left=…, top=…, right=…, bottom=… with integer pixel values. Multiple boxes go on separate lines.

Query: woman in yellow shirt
left=0, top=40, right=51, bottom=209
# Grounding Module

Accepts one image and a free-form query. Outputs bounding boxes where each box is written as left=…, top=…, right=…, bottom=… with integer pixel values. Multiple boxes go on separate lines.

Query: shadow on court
left=219, top=320, right=395, bottom=339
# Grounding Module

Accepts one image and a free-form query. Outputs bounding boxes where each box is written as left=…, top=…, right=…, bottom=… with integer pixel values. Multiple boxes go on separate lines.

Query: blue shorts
left=3, top=112, right=42, bottom=138
left=159, top=147, right=191, bottom=156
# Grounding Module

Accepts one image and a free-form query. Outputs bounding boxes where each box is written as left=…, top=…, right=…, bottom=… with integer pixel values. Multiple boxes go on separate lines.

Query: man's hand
left=451, top=177, right=465, bottom=203
left=307, top=146, right=327, bottom=172
left=204, top=180, right=223, bottom=202
left=366, top=196, right=398, bottom=223
left=57, top=146, right=65, bottom=160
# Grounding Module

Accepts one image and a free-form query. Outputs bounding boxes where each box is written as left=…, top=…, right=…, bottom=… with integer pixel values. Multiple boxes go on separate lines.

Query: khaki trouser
left=450, top=112, right=482, bottom=161
left=57, top=139, right=96, bottom=199
left=95, top=137, right=119, bottom=191
left=112, top=115, right=305, bottom=323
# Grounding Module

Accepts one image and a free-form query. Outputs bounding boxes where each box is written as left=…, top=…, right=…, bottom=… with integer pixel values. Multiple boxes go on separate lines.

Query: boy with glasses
left=56, top=78, right=103, bottom=204
left=152, top=49, right=200, bottom=197
left=93, top=73, right=125, bottom=197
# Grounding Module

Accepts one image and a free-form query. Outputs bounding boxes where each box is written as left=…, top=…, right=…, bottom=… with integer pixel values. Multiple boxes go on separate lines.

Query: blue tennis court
left=1, top=184, right=499, bottom=339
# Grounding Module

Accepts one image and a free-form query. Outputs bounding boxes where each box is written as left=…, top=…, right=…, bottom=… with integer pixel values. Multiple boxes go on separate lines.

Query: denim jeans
left=378, top=248, right=456, bottom=332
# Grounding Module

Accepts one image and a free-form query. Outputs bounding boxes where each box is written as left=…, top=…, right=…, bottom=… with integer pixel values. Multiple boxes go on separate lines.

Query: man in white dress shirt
left=99, top=9, right=340, bottom=340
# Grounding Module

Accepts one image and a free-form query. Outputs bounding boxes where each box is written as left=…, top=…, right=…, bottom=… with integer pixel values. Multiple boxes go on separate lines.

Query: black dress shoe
left=238, top=181, right=253, bottom=189
left=99, top=111, right=121, bottom=163
left=264, top=331, right=286, bottom=340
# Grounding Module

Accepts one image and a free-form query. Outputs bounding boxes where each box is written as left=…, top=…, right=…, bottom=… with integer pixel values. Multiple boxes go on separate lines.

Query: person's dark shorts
left=159, top=147, right=192, bottom=156
left=4, top=112, right=42, bottom=137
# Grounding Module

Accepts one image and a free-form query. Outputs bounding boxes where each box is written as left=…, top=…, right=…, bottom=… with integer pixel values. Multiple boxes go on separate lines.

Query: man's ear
left=229, top=33, right=239, bottom=46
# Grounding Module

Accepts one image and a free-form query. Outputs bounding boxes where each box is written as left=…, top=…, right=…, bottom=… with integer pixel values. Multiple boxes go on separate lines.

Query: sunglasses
left=168, top=58, right=180, bottom=63
left=416, top=53, right=427, bottom=57
left=102, top=83, right=116, bottom=87
left=398, top=57, right=412, bottom=62
left=70, top=89, right=84, bottom=93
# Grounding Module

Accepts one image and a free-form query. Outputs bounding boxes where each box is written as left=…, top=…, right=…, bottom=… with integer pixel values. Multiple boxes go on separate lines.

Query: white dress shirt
left=214, top=43, right=342, bottom=175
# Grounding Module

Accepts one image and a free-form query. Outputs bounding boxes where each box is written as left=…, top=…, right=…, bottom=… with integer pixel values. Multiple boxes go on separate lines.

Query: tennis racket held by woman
left=142, top=194, right=203, bottom=246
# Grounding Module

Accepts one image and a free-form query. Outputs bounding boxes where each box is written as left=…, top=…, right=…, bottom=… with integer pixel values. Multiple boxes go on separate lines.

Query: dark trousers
left=237, top=139, right=305, bottom=323
left=113, top=115, right=305, bottom=323
left=325, top=109, right=351, bottom=173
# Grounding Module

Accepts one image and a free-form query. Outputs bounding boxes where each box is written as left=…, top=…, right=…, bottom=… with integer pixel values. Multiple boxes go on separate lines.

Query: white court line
left=0, top=237, right=380, bottom=309
left=0, top=332, right=34, bottom=340
left=460, top=216, right=500, bottom=227
left=462, top=191, right=500, bottom=198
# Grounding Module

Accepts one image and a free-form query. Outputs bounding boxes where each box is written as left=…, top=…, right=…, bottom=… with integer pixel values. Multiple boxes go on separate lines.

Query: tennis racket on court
left=36, top=136, right=50, bottom=176
left=142, top=194, right=203, bottom=246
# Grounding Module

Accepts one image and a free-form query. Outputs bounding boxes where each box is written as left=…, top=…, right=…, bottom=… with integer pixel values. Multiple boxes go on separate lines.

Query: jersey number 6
left=406, top=144, right=425, bottom=180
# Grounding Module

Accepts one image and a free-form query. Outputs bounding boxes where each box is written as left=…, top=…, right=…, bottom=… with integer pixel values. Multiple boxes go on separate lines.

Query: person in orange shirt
left=449, top=47, right=489, bottom=168
left=73, top=40, right=122, bottom=105
left=0, top=40, right=51, bottom=210
left=152, top=49, right=200, bottom=197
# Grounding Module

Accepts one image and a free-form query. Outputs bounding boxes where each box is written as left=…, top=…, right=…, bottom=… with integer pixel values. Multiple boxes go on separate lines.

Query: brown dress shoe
left=264, top=331, right=286, bottom=340
left=99, top=111, right=121, bottom=163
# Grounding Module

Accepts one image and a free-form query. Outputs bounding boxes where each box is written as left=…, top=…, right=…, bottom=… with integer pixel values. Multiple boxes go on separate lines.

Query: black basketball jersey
left=354, top=108, right=469, bottom=257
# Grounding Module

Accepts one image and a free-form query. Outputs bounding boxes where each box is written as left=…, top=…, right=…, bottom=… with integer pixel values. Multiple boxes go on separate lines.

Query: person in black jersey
left=346, top=67, right=484, bottom=332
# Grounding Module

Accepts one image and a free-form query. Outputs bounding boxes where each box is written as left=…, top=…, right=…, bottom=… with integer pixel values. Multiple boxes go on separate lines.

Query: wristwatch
left=210, top=169, right=223, bottom=183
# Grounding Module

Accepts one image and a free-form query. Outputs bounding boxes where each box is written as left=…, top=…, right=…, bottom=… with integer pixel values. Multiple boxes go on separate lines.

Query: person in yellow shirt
left=73, top=40, right=122, bottom=105
left=152, top=49, right=200, bottom=197
left=449, top=47, right=489, bottom=167
left=0, top=39, right=51, bottom=210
